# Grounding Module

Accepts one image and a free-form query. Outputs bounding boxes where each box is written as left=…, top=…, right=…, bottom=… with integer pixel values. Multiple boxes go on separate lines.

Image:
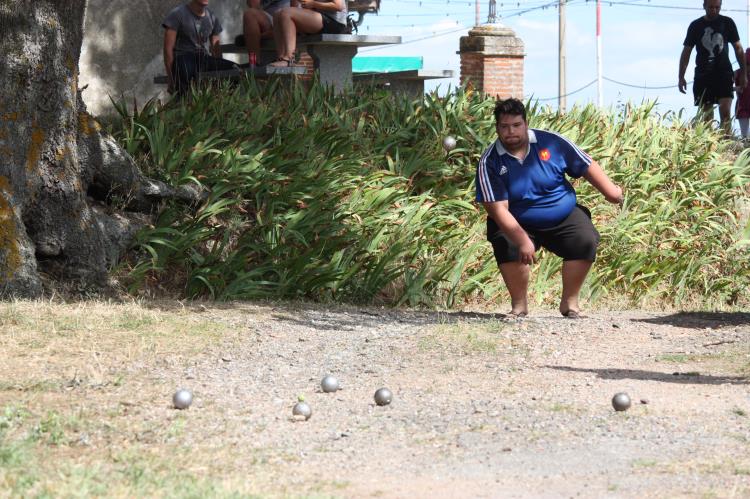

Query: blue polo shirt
left=475, top=128, right=591, bottom=229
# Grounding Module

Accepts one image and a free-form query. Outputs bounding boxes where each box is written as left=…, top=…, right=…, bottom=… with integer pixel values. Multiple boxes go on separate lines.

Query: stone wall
left=80, top=0, right=246, bottom=116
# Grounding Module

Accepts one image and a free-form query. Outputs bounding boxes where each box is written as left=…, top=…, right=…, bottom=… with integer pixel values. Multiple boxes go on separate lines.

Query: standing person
left=735, top=48, right=750, bottom=138
left=162, top=0, right=236, bottom=96
left=678, top=0, right=747, bottom=133
left=269, top=0, right=348, bottom=67
left=242, top=0, right=290, bottom=65
left=476, top=99, right=623, bottom=319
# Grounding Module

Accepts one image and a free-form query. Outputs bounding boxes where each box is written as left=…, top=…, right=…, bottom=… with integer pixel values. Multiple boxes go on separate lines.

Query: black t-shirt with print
left=684, top=14, right=739, bottom=77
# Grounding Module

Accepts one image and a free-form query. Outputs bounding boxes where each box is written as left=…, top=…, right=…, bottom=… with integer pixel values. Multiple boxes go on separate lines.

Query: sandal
left=268, top=57, right=294, bottom=67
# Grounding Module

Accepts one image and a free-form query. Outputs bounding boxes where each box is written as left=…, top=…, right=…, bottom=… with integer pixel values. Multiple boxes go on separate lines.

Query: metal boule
left=374, top=387, right=393, bottom=406
left=321, top=375, right=339, bottom=393
left=612, top=392, right=631, bottom=412
left=172, top=389, right=193, bottom=410
left=442, top=135, right=457, bottom=152
left=292, top=401, right=312, bottom=420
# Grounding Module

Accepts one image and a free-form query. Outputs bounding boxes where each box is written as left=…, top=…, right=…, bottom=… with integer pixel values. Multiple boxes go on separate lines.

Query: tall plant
left=111, top=80, right=750, bottom=308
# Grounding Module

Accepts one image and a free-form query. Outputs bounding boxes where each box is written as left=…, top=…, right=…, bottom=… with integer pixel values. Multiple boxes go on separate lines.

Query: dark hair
left=494, top=98, right=526, bottom=123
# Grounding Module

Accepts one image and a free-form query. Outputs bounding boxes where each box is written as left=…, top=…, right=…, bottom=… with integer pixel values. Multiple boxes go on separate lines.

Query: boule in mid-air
left=611, top=392, right=632, bottom=412
left=374, top=387, right=393, bottom=406
left=442, top=135, right=457, bottom=152
left=321, top=375, right=339, bottom=393
left=172, top=389, right=193, bottom=410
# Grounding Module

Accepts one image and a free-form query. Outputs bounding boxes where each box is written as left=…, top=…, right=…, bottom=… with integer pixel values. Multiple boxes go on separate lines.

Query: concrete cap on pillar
left=459, top=23, right=525, bottom=57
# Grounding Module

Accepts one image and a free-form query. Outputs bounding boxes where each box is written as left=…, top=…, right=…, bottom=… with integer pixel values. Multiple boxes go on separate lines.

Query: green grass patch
left=423, top=319, right=512, bottom=354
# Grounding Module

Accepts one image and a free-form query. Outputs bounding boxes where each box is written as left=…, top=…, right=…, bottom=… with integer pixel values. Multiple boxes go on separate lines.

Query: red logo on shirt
left=539, top=149, right=551, bottom=161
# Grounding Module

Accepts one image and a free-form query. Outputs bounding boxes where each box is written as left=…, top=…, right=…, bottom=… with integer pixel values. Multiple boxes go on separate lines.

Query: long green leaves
left=110, top=82, right=750, bottom=308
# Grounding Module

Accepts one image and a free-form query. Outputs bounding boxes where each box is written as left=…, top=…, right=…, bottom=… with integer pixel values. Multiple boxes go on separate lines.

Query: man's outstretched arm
left=678, top=45, right=692, bottom=94
left=582, top=161, right=623, bottom=205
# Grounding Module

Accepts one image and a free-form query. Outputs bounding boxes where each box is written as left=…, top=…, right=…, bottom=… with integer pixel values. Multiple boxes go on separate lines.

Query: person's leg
left=718, top=97, right=733, bottom=134
left=271, top=7, right=324, bottom=63
left=199, top=54, right=237, bottom=72
left=538, top=206, right=600, bottom=317
left=694, top=78, right=715, bottom=125
left=699, top=102, right=715, bottom=125
left=740, top=117, right=749, bottom=137
left=559, top=260, right=592, bottom=317
left=173, top=53, right=198, bottom=96
left=499, top=262, right=530, bottom=316
left=488, top=221, right=537, bottom=316
left=243, top=8, right=272, bottom=60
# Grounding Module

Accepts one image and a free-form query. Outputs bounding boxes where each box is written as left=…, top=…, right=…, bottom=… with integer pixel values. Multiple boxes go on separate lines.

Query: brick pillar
left=298, top=52, right=315, bottom=81
left=459, top=24, right=524, bottom=99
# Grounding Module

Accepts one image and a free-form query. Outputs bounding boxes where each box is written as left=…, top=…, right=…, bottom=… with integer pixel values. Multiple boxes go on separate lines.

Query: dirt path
left=1, top=301, right=749, bottom=498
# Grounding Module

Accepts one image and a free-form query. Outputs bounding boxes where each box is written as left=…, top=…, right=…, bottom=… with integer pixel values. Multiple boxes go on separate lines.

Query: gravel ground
left=134, top=303, right=750, bottom=498
left=4, top=301, right=749, bottom=498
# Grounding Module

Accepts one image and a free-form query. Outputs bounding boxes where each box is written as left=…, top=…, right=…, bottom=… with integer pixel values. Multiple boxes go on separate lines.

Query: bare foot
left=561, top=309, right=586, bottom=319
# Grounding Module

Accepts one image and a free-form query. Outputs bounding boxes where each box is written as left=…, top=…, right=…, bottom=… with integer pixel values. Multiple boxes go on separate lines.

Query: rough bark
left=0, top=1, right=200, bottom=297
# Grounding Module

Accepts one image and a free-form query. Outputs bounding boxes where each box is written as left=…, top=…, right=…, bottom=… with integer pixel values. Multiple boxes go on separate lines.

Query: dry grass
left=0, top=300, right=269, bottom=498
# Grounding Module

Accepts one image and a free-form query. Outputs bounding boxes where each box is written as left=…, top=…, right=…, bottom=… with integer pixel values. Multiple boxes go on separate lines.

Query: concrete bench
left=153, top=65, right=306, bottom=85
left=223, top=34, right=401, bottom=92
left=354, top=69, right=456, bottom=98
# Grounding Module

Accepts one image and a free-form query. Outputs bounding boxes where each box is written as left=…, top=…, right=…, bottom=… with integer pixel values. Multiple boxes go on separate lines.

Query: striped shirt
left=476, top=128, right=592, bottom=229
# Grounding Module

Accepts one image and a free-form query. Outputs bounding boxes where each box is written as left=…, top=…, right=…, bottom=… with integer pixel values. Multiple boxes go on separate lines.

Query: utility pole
left=559, top=0, right=567, bottom=111
left=747, top=0, right=749, bottom=48
left=476, top=0, right=480, bottom=26
left=596, top=0, right=603, bottom=107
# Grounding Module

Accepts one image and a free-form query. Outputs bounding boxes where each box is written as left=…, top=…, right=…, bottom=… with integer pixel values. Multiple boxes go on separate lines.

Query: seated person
left=162, top=0, right=237, bottom=96
left=242, top=0, right=290, bottom=65
left=269, top=0, right=348, bottom=67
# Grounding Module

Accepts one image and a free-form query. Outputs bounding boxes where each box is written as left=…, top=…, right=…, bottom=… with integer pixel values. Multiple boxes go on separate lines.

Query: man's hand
left=299, top=0, right=315, bottom=8
left=518, top=239, right=536, bottom=265
left=605, top=185, right=624, bottom=205
left=583, top=161, right=623, bottom=205
left=678, top=76, right=687, bottom=94
left=678, top=45, right=692, bottom=95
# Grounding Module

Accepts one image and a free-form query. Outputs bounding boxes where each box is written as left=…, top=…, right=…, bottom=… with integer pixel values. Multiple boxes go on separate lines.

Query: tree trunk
left=0, top=0, right=199, bottom=297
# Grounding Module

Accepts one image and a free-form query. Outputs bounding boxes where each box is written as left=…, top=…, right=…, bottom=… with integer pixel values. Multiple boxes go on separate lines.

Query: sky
left=354, top=0, right=750, bottom=117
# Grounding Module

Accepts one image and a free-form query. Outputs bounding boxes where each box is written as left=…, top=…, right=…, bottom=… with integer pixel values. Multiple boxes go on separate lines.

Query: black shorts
left=319, top=13, right=348, bottom=34
left=487, top=205, right=601, bottom=265
left=693, top=72, right=734, bottom=106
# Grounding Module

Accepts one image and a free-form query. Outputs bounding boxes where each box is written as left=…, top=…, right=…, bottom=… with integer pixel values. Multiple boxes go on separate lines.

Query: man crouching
left=476, top=99, right=623, bottom=318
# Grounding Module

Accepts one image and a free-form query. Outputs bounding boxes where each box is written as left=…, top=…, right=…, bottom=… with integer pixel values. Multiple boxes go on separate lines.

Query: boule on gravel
left=321, top=375, right=339, bottom=393
left=612, top=392, right=632, bottom=412
left=442, top=135, right=457, bottom=152
left=172, top=389, right=193, bottom=410
left=292, top=401, right=312, bottom=420
left=374, top=387, right=393, bottom=406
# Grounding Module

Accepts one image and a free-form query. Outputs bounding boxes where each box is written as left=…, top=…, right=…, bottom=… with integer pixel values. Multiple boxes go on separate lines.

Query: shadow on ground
left=633, top=312, right=750, bottom=329
left=267, top=309, right=515, bottom=332
left=544, top=365, right=749, bottom=385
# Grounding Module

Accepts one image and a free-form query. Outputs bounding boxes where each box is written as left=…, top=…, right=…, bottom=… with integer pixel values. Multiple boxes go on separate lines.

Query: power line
left=603, top=76, right=680, bottom=90
left=535, top=78, right=598, bottom=101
